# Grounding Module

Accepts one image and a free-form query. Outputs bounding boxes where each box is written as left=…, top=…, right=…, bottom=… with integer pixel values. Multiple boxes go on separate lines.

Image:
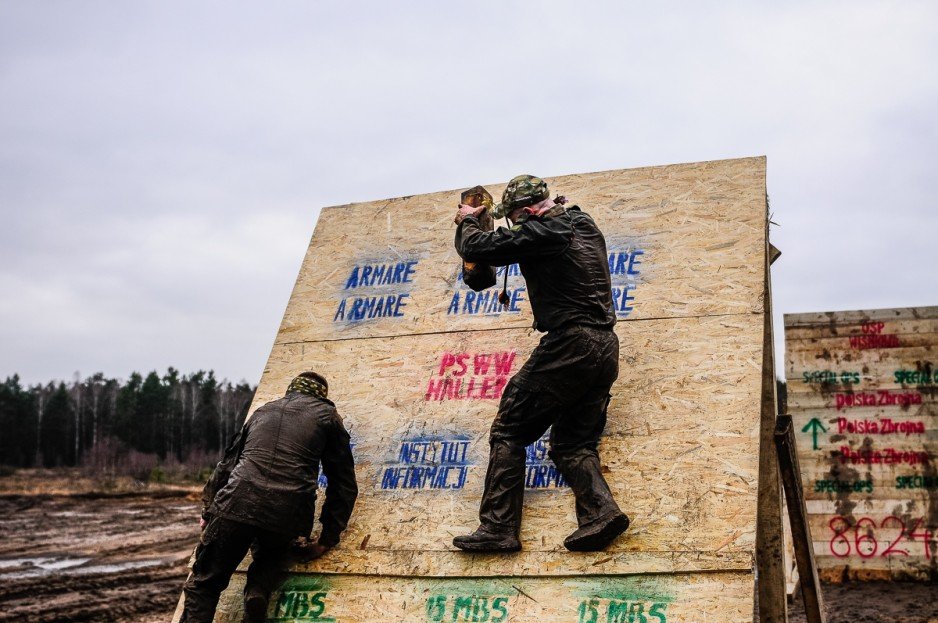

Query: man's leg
left=242, top=530, right=294, bottom=623
left=453, top=378, right=554, bottom=551
left=549, top=387, right=629, bottom=551
left=181, top=516, right=254, bottom=623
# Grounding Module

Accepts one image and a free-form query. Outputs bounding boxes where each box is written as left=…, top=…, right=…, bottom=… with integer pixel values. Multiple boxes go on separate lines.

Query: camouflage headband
left=287, top=375, right=328, bottom=399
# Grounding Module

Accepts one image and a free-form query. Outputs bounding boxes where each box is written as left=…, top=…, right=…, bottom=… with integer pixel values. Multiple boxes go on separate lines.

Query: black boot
left=453, top=526, right=521, bottom=552
left=550, top=447, right=629, bottom=551
left=563, top=512, right=630, bottom=551
left=455, top=436, right=526, bottom=552
left=243, top=585, right=268, bottom=623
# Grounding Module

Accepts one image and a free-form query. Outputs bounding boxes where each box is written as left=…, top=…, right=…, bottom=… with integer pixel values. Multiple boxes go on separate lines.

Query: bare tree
left=90, top=373, right=104, bottom=449
left=70, top=372, right=83, bottom=463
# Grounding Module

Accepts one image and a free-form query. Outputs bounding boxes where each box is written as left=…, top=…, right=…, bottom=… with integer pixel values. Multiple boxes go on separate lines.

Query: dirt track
left=0, top=492, right=200, bottom=623
left=790, top=582, right=938, bottom=623
left=0, top=491, right=935, bottom=622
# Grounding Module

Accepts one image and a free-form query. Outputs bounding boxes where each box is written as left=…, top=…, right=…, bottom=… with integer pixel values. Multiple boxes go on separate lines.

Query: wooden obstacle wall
left=785, top=306, right=938, bottom=581
left=176, top=157, right=774, bottom=622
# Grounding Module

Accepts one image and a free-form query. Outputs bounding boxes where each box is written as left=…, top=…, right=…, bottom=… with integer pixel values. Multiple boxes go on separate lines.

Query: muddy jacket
left=201, top=393, right=358, bottom=545
left=455, top=206, right=616, bottom=332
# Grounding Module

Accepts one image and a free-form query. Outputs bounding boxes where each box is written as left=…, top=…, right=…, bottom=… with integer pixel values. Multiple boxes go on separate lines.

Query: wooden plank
left=808, top=511, right=937, bottom=582
left=804, top=497, right=938, bottom=516
left=786, top=335, right=938, bottom=360
left=791, top=419, right=938, bottom=446
left=786, top=355, right=938, bottom=386
left=250, top=315, right=763, bottom=578
left=213, top=570, right=757, bottom=623
left=794, top=419, right=936, bottom=466
left=774, top=416, right=825, bottom=623
left=788, top=396, right=937, bottom=415
left=788, top=388, right=938, bottom=402
left=816, top=556, right=936, bottom=582
left=785, top=318, right=938, bottom=340
left=799, top=469, right=937, bottom=500
left=782, top=498, right=800, bottom=597
left=806, top=492, right=938, bottom=580
left=786, top=349, right=937, bottom=375
left=274, top=158, right=767, bottom=344
left=787, top=405, right=937, bottom=426
left=755, top=235, right=786, bottom=623
left=799, top=465, right=938, bottom=501
left=786, top=368, right=938, bottom=394
left=785, top=307, right=938, bottom=326
left=794, top=439, right=936, bottom=457
left=256, top=316, right=764, bottom=433
left=801, top=481, right=936, bottom=502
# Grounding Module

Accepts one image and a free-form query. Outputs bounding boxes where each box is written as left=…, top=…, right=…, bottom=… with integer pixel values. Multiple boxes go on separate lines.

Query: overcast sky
left=1, top=1, right=936, bottom=385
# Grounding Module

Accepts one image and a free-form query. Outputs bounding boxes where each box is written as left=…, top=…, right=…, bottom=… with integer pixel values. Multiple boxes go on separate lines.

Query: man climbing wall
left=451, top=174, right=629, bottom=553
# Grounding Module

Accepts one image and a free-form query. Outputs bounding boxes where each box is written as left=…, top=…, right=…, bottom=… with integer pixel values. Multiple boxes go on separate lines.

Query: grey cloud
left=1, top=1, right=936, bottom=383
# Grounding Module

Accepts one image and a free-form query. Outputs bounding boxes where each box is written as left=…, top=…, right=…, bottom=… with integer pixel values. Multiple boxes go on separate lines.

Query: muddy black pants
left=479, top=325, right=623, bottom=535
left=180, top=515, right=293, bottom=623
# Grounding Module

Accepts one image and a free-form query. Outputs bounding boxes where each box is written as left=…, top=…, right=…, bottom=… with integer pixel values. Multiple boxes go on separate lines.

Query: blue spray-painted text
left=525, top=433, right=566, bottom=489
left=609, top=249, right=645, bottom=318
left=380, top=437, right=472, bottom=490
left=334, top=259, right=419, bottom=324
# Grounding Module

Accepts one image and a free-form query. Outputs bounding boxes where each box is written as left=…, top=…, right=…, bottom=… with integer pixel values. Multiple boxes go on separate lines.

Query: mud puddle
left=0, top=491, right=200, bottom=622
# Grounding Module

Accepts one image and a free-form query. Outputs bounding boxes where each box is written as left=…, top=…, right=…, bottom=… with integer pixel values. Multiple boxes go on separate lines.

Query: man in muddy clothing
left=181, top=372, right=358, bottom=623
left=452, top=175, right=629, bottom=552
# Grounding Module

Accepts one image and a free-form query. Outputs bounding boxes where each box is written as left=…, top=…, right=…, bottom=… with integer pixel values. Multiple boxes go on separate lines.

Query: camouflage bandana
left=287, top=375, right=328, bottom=399
left=492, top=174, right=550, bottom=219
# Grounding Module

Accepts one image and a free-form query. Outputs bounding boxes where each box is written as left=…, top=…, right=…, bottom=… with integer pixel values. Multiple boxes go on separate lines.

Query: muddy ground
left=0, top=490, right=934, bottom=622
left=790, top=582, right=938, bottom=623
left=0, top=491, right=200, bottom=623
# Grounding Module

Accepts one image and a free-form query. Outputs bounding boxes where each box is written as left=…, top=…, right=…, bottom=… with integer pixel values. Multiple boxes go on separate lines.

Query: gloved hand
left=291, top=536, right=332, bottom=562
left=454, top=203, right=485, bottom=226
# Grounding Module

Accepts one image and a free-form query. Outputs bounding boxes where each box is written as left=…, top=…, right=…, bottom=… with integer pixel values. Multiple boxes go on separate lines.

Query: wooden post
left=755, top=234, right=786, bottom=622
left=775, top=415, right=826, bottom=623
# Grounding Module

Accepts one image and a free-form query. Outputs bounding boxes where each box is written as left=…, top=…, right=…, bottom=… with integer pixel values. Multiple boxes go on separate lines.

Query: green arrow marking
left=801, top=418, right=828, bottom=451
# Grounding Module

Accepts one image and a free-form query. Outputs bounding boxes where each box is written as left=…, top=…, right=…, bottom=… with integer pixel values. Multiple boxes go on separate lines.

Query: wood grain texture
left=755, top=232, right=786, bottom=623
left=251, top=315, right=763, bottom=577
left=173, top=157, right=772, bottom=622
left=213, top=570, right=756, bottom=623
left=785, top=318, right=938, bottom=340
left=274, top=158, right=767, bottom=344
left=785, top=307, right=938, bottom=327
left=784, top=306, right=938, bottom=581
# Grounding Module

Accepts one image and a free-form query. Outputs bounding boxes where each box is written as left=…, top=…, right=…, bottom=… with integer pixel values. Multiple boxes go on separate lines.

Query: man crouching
left=180, top=372, right=358, bottom=623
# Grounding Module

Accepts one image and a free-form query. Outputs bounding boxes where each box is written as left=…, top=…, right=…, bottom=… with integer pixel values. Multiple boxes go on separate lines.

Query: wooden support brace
left=755, top=233, right=786, bottom=622
left=775, top=414, right=826, bottom=623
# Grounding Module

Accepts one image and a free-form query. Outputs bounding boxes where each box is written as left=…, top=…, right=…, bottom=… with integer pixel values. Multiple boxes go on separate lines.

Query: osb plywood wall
left=785, top=306, right=938, bottom=581
left=182, top=157, right=770, bottom=622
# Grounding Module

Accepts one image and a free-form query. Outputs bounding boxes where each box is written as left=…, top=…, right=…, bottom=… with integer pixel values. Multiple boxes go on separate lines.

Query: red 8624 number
left=828, top=515, right=934, bottom=559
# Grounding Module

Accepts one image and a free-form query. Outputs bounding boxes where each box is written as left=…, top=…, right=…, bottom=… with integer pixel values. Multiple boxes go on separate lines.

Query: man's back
left=456, top=205, right=616, bottom=332
left=518, top=207, right=616, bottom=332
left=184, top=374, right=357, bottom=623
left=207, top=393, right=357, bottom=540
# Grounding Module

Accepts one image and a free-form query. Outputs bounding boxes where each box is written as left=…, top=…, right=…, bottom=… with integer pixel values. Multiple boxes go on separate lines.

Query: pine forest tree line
left=0, top=369, right=255, bottom=477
